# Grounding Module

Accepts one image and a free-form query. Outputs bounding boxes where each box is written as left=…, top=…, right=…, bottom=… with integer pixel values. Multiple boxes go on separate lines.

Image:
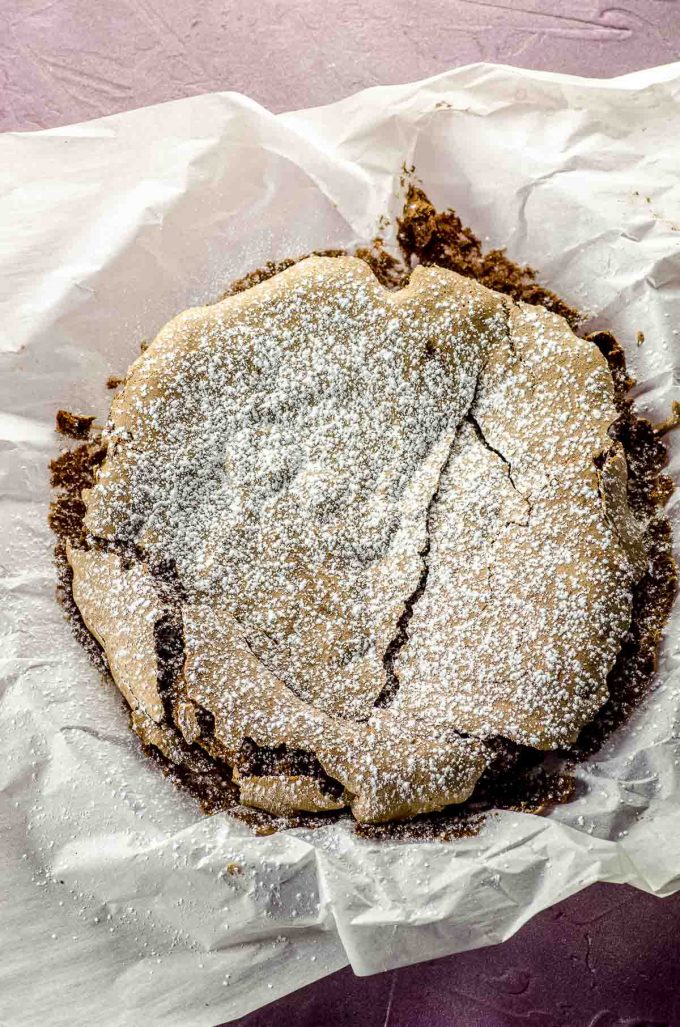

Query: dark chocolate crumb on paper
left=55, top=409, right=96, bottom=439
left=653, top=401, right=680, bottom=438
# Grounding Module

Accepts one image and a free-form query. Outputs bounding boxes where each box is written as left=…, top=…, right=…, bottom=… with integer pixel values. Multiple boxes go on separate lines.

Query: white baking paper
left=1, top=61, right=680, bottom=1027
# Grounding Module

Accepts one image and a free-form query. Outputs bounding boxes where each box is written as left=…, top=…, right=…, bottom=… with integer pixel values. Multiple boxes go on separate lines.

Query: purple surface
left=5, top=2, right=680, bottom=1024
left=1, top=1, right=679, bottom=130
left=232, top=884, right=680, bottom=1027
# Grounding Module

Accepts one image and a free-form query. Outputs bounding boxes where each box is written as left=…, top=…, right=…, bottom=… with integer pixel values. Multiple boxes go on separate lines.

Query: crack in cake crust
left=375, top=428, right=459, bottom=711
left=465, top=411, right=524, bottom=499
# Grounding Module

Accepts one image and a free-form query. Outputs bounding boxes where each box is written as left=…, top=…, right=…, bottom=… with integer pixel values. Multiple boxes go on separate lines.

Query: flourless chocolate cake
left=49, top=188, right=677, bottom=836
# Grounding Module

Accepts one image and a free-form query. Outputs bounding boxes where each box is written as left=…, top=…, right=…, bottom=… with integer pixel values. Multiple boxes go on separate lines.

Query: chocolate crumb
left=48, top=441, right=105, bottom=546
left=653, top=401, right=680, bottom=437
left=49, top=443, right=105, bottom=491
left=55, top=409, right=95, bottom=439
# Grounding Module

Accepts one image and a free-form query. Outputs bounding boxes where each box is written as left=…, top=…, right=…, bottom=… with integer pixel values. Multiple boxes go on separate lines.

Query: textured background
left=1, top=0, right=679, bottom=129
left=4, top=2, right=680, bottom=1025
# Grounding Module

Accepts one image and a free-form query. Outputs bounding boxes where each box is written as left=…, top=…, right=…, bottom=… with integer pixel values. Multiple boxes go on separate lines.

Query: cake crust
left=64, top=255, right=648, bottom=823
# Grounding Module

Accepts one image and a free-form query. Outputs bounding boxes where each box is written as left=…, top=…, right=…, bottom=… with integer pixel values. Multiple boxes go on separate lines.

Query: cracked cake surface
left=60, top=252, right=652, bottom=824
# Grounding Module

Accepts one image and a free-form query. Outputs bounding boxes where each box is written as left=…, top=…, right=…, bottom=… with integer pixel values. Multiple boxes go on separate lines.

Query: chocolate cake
left=49, top=188, right=677, bottom=835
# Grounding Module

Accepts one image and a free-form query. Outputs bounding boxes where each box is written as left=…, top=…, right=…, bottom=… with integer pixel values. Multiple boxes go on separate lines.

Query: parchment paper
left=1, top=61, right=680, bottom=1027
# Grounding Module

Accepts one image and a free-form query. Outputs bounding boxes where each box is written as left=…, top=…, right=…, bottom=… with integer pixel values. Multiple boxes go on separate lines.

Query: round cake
left=65, top=255, right=648, bottom=823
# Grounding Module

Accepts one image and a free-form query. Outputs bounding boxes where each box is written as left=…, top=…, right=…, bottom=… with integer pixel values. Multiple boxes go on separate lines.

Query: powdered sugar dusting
left=395, top=301, right=646, bottom=749
left=69, top=256, right=646, bottom=822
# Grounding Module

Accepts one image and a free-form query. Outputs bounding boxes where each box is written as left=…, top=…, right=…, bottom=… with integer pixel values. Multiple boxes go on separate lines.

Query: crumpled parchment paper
left=1, top=61, right=680, bottom=1027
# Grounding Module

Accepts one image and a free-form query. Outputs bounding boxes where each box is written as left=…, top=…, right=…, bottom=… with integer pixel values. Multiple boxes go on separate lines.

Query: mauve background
left=4, top=2, right=680, bottom=1025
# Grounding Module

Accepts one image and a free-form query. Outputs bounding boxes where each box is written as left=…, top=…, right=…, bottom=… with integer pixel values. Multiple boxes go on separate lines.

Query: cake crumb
left=55, top=409, right=95, bottom=439
left=653, top=401, right=680, bottom=437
